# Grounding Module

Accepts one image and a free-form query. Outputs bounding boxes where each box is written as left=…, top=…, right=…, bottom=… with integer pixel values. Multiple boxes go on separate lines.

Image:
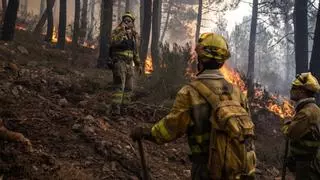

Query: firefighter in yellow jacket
left=282, top=72, right=320, bottom=180
left=130, top=33, right=253, bottom=180
left=110, top=12, right=142, bottom=107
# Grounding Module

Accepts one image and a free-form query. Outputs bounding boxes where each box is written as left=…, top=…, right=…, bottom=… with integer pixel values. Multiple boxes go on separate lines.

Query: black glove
left=130, top=126, right=152, bottom=142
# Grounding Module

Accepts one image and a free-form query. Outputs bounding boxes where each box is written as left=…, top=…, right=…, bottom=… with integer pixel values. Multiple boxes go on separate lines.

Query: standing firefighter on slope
left=110, top=12, right=142, bottom=108
left=282, top=72, right=320, bottom=180
left=130, top=33, right=256, bottom=180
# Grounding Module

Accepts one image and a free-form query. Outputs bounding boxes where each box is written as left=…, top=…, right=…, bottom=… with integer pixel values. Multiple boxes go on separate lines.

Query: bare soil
left=0, top=30, right=292, bottom=180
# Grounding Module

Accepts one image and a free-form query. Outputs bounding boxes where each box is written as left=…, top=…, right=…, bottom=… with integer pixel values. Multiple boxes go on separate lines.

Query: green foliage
left=143, top=43, right=192, bottom=101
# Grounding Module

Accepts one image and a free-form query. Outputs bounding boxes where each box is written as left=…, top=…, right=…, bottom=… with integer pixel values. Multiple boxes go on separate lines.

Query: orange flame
left=219, top=64, right=294, bottom=119
left=220, top=65, right=247, bottom=93
left=51, top=26, right=58, bottom=43
left=145, top=55, right=153, bottom=74
left=16, top=25, right=27, bottom=31
left=185, top=53, right=294, bottom=119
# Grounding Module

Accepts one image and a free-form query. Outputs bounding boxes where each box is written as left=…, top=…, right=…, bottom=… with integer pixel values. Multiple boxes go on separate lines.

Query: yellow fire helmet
left=292, top=72, right=320, bottom=93
left=195, top=33, right=231, bottom=63
left=122, top=12, right=135, bottom=22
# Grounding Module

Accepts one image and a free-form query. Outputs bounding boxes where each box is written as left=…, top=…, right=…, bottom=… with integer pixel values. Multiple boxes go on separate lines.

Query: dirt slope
left=0, top=30, right=289, bottom=180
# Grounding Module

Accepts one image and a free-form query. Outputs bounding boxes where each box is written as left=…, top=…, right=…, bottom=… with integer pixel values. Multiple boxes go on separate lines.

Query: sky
left=225, top=2, right=251, bottom=33
left=201, top=1, right=252, bottom=34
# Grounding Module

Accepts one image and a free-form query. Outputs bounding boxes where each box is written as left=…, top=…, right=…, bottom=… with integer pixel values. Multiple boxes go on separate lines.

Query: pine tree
left=2, top=0, right=19, bottom=41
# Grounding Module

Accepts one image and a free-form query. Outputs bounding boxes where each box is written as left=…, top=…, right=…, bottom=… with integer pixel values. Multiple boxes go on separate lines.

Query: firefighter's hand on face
left=130, top=126, right=152, bottom=142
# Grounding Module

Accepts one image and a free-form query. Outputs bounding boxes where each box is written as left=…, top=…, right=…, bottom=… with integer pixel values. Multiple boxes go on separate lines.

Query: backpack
left=189, top=80, right=256, bottom=180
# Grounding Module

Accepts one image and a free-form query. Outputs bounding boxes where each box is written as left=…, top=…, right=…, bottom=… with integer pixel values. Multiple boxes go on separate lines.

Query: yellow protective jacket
left=282, top=98, right=320, bottom=160
left=150, top=70, right=250, bottom=160
left=111, top=25, right=140, bottom=66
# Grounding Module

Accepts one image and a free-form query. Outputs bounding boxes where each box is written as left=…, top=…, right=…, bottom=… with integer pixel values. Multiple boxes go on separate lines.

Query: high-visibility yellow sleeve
left=151, top=86, right=194, bottom=144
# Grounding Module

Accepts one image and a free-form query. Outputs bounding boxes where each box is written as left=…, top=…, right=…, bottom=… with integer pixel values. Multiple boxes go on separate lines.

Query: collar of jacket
left=295, top=97, right=316, bottom=111
left=196, top=69, right=224, bottom=80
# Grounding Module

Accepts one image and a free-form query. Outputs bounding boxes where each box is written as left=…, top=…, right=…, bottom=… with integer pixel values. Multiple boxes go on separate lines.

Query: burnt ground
left=0, top=30, right=293, bottom=180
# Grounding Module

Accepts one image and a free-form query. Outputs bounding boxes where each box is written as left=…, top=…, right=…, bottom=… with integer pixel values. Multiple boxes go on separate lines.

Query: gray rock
left=58, top=98, right=69, bottom=107
left=72, top=124, right=81, bottom=131
left=183, top=170, right=191, bottom=177
left=17, top=45, right=29, bottom=54
left=84, top=115, right=94, bottom=121
left=79, top=100, right=88, bottom=107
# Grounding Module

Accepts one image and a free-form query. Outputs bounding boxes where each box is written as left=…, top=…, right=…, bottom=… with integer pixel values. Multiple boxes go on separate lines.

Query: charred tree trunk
left=310, top=2, right=320, bottom=104
left=57, top=0, right=66, bottom=49
left=40, top=0, right=46, bottom=15
left=151, top=0, right=161, bottom=73
left=97, top=0, right=113, bottom=68
left=34, top=0, right=55, bottom=36
left=247, top=0, right=258, bottom=100
left=45, top=0, right=54, bottom=42
left=125, top=0, right=130, bottom=12
left=294, top=0, right=308, bottom=74
left=140, top=0, right=143, bottom=32
left=160, top=0, right=173, bottom=43
left=24, top=0, right=27, bottom=16
left=195, top=0, right=202, bottom=43
left=139, top=0, right=151, bottom=69
left=80, top=0, right=88, bottom=43
left=117, top=0, right=121, bottom=23
left=284, top=11, right=291, bottom=82
left=2, top=0, right=19, bottom=41
left=2, top=0, right=7, bottom=11
left=87, top=0, right=95, bottom=41
left=72, top=0, right=80, bottom=63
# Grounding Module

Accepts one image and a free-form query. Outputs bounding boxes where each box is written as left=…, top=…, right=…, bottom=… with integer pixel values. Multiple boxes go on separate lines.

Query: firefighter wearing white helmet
left=130, top=33, right=255, bottom=180
left=282, top=72, right=320, bottom=179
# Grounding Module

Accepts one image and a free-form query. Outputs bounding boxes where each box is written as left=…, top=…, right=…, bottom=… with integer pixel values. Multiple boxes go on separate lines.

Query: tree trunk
left=24, top=0, right=27, bottom=16
left=125, top=0, right=130, bottom=12
left=72, top=0, right=80, bottom=63
left=40, top=0, right=46, bottom=15
left=80, top=0, right=88, bottom=43
left=195, top=0, right=202, bottom=43
left=310, top=2, right=320, bottom=104
left=247, top=0, right=258, bottom=100
left=140, top=0, right=143, bottom=33
left=33, top=0, right=55, bottom=35
left=294, top=0, right=308, bottom=74
left=1, top=0, right=7, bottom=23
left=139, top=0, right=151, bottom=69
left=284, top=11, right=291, bottom=83
left=160, top=0, right=173, bottom=43
left=2, top=0, right=7, bottom=12
left=57, top=0, right=66, bottom=49
left=151, top=0, right=161, bottom=72
left=117, top=0, right=121, bottom=23
left=87, top=0, right=95, bottom=41
left=97, top=0, right=113, bottom=68
left=2, top=0, right=19, bottom=41
left=45, top=0, right=54, bottom=42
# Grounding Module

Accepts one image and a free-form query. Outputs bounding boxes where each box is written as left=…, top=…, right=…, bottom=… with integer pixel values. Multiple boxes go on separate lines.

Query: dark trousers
left=295, top=160, right=320, bottom=180
left=191, top=163, right=210, bottom=180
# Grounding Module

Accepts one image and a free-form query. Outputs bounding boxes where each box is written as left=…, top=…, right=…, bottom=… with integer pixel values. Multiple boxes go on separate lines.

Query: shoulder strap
left=189, top=80, right=220, bottom=110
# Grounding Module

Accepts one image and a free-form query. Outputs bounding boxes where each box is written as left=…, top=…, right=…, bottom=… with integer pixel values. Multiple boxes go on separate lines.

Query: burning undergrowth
left=145, top=43, right=294, bottom=120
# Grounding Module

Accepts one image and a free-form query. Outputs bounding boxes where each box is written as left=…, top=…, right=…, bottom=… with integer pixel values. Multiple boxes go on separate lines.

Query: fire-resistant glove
left=130, top=126, right=152, bottom=142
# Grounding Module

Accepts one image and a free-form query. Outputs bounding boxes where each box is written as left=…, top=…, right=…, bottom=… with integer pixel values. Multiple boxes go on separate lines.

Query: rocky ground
left=0, top=30, right=292, bottom=180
